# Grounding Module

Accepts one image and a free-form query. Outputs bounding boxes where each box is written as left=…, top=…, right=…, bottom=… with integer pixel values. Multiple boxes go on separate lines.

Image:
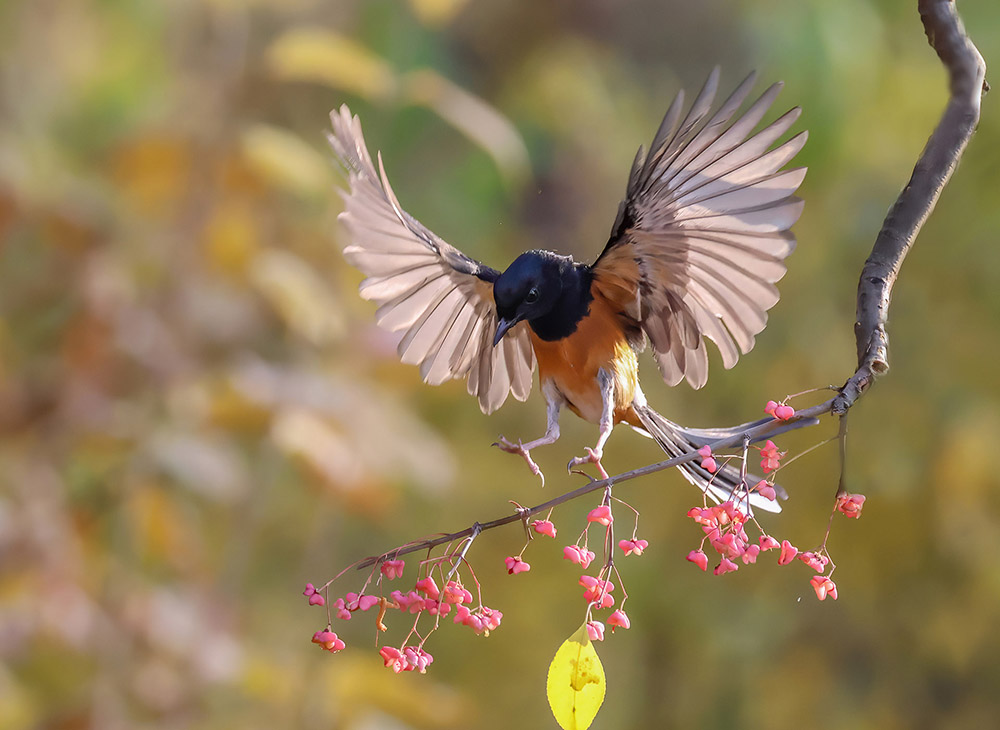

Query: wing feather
left=423, top=303, right=474, bottom=385
left=593, top=71, right=805, bottom=388
left=329, top=105, right=534, bottom=412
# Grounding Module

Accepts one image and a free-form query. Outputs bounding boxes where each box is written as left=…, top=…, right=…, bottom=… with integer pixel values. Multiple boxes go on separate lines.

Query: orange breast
left=530, top=294, right=640, bottom=426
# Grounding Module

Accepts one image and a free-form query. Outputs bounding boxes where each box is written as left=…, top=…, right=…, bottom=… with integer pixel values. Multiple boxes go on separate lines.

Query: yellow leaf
left=547, top=623, right=606, bottom=730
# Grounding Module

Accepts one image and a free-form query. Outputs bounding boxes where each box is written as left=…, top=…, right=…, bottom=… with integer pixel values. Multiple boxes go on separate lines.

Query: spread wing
left=592, top=68, right=807, bottom=389
left=329, top=105, right=535, bottom=414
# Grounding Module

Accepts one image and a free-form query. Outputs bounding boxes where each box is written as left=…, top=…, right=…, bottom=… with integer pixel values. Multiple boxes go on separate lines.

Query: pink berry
left=799, top=551, right=829, bottom=573
left=753, top=480, right=777, bottom=501
left=504, top=556, right=531, bottom=575
left=777, top=540, right=799, bottom=566
left=714, top=557, right=739, bottom=575
left=586, top=621, right=605, bottom=642
left=532, top=519, right=557, bottom=538
left=619, top=538, right=649, bottom=556
left=774, top=404, right=795, bottom=420
left=425, top=599, right=451, bottom=617
left=686, top=550, right=709, bottom=571
left=481, top=607, right=502, bottom=631
left=453, top=605, right=472, bottom=624
left=380, top=559, right=405, bottom=580
left=443, top=581, right=472, bottom=605
left=403, top=646, right=433, bottom=673
left=607, top=609, right=630, bottom=631
left=580, top=575, right=614, bottom=604
left=380, top=646, right=407, bottom=672
left=415, top=577, right=440, bottom=599
left=836, top=493, right=867, bottom=518
left=587, top=505, right=613, bottom=526
left=311, top=630, right=345, bottom=653
left=404, top=591, right=425, bottom=614
left=810, top=575, right=838, bottom=601
left=759, top=535, right=780, bottom=551
left=563, top=545, right=596, bottom=569
left=711, top=532, right=741, bottom=560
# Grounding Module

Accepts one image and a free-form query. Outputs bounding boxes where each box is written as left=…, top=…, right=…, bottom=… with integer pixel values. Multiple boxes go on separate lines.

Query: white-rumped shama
left=329, top=68, right=806, bottom=513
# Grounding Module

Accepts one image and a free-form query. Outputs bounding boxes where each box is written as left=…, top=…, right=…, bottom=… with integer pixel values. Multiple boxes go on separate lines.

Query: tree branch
left=833, top=0, right=987, bottom=413
left=356, top=409, right=825, bottom=569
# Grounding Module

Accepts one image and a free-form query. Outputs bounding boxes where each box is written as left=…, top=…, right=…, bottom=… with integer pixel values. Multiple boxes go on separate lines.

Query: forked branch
left=833, top=0, right=987, bottom=413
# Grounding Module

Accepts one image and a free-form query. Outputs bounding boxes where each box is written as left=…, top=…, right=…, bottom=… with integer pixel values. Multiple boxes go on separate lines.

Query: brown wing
left=592, top=68, right=807, bottom=389
left=329, top=105, right=535, bottom=413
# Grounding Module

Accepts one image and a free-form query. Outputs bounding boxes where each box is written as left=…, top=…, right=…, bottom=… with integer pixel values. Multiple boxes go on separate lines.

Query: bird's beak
left=493, top=317, right=519, bottom=347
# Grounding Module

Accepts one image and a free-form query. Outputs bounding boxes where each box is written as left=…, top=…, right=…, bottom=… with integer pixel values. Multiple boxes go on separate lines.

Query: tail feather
left=633, top=405, right=808, bottom=514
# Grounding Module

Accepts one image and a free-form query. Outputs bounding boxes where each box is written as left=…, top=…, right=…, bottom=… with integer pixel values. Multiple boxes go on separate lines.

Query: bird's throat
left=527, top=265, right=594, bottom=342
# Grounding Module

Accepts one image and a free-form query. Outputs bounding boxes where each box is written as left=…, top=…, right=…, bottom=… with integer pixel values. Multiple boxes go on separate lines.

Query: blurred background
left=1, top=0, right=998, bottom=728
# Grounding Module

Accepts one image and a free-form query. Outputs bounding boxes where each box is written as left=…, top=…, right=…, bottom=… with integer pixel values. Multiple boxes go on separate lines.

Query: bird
left=328, top=68, right=807, bottom=513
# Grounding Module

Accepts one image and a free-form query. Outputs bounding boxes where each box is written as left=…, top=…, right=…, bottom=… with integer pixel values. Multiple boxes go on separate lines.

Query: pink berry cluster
left=555, top=500, right=646, bottom=640
left=686, top=501, right=768, bottom=575
left=304, top=554, right=505, bottom=674
left=379, top=645, right=434, bottom=673
left=684, top=488, right=868, bottom=602
left=680, top=403, right=868, bottom=601
left=685, top=498, right=840, bottom=599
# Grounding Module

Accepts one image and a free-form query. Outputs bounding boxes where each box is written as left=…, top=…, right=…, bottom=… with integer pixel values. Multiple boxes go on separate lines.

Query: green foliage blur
left=1, top=1, right=998, bottom=728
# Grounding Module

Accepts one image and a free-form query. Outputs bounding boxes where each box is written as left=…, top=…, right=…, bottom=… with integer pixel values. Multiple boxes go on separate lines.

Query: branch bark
left=833, top=0, right=987, bottom=413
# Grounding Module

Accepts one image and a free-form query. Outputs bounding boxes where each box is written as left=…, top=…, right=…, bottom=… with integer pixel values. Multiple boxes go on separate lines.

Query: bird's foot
left=493, top=436, right=546, bottom=487
left=568, top=447, right=609, bottom=481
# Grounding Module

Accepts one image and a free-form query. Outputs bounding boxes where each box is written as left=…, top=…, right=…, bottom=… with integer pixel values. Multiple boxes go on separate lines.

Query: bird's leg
left=494, top=384, right=563, bottom=486
left=568, top=370, right=614, bottom=480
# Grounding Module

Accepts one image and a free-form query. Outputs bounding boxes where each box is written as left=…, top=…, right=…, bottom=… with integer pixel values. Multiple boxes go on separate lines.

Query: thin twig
left=836, top=414, right=849, bottom=498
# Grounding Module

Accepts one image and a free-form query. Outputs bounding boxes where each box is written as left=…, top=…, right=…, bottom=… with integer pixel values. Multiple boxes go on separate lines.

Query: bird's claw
left=493, top=436, right=546, bottom=487
left=567, top=447, right=609, bottom=481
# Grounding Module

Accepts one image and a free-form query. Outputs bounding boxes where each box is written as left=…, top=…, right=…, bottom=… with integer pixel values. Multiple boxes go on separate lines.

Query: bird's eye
left=525, top=287, right=539, bottom=304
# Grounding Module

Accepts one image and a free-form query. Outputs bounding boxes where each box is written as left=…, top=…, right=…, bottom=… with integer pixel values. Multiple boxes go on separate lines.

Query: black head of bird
left=492, top=250, right=591, bottom=346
